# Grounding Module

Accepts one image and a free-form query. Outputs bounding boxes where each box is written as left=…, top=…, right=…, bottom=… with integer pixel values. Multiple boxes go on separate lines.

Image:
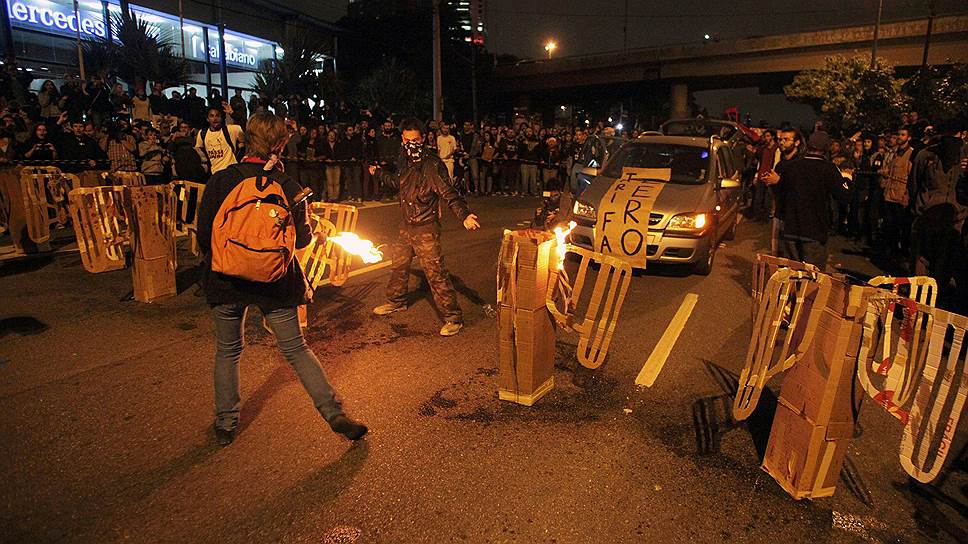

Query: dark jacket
left=375, top=148, right=471, bottom=227
left=911, top=136, right=967, bottom=226
left=376, top=131, right=400, bottom=164
left=197, top=161, right=312, bottom=309
left=774, top=154, right=848, bottom=244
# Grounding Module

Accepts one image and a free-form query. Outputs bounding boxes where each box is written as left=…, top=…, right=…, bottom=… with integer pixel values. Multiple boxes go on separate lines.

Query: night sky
left=306, top=0, right=966, bottom=58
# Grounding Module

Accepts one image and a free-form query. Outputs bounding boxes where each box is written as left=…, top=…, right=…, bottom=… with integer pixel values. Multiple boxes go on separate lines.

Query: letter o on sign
left=621, top=229, right=644, bottom=256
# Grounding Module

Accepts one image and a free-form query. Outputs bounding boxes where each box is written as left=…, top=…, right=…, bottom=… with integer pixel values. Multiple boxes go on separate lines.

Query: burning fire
left=553, top=221, right=577, bottom=270
left=328, top=232, right=384, bottom=264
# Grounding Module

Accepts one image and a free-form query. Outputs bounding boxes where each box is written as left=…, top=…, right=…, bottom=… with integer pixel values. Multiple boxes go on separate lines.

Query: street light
left=544, top=40, right=557, bottom=59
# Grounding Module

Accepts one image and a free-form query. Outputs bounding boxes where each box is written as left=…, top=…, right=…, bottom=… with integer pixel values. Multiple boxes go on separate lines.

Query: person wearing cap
left=764, top=130, right=849, bottom=269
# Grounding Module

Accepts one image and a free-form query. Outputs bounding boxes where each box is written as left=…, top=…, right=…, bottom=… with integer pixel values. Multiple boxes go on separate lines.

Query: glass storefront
left=6, top=0, right=279, bottom=94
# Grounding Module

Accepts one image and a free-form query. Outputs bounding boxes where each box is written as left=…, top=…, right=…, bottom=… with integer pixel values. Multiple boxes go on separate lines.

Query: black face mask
left=404, top=140, right=423, bottom=161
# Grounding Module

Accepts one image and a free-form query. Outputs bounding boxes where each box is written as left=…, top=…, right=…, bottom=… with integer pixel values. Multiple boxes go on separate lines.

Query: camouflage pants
left=386, top=223, right=462, bottom=323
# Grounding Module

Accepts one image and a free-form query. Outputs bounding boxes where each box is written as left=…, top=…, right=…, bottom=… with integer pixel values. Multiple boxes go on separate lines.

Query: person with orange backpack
left=197, top=112, right=367, bottom=446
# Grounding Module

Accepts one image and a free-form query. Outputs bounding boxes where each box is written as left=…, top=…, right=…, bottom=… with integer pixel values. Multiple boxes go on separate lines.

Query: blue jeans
left=212, top=304, right=343, bottom=430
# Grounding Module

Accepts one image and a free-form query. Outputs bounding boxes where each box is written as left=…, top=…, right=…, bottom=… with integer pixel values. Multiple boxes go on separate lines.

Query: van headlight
left=572, top=200, right=597, bottom=220
left=667, top=212, right=708, bottom=233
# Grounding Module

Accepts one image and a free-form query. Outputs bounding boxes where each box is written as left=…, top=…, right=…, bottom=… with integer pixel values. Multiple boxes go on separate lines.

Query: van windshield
left=601, top=143, right=709, bottom=185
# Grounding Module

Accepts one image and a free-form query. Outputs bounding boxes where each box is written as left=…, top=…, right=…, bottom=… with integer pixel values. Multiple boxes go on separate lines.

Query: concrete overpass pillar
left=671, top=83, right=689, bottom=119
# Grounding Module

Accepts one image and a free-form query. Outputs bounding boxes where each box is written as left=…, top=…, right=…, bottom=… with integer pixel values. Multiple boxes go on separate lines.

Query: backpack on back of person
left=210, top=167, right=295, bottom=282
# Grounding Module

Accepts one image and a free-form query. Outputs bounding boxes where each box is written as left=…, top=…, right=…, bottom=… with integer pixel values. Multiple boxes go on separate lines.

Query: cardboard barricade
left=124, top=185, right=177, bottom=303
left=19, top=168, right=79, bottom=244
left=751, top=253, right=820, bottom=322
left=761, top=274, right=862, bottom=499
left=298, top=203, right=360, bottom=290
left=497, top=229, right=559, bottom=405
left=733, top=268, right=831, bottom=421
left=854, top=291, right=968, bottom=483
left=78, top=170, right=109, bottom=188
left=170, top=180, right=206, bottom=255
left=546, top=244, right=633, bottom=369
left=103, top=171, right=146, bottom=187
left=68, top=186, right=129, bottom=273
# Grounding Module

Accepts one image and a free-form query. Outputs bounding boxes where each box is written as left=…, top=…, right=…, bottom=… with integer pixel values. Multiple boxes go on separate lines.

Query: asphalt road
left=1, top=195, right=964, bottom=543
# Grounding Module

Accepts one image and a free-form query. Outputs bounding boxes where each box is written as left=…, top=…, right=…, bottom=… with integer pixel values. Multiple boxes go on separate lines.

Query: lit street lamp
left=544, top=40, right=557, bottom=59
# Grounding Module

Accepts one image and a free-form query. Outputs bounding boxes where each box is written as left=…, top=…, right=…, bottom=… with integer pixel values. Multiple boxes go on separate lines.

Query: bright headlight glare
left=572, top=200, right=597, bottom=220
left=668, top=213, right=707, bottom=231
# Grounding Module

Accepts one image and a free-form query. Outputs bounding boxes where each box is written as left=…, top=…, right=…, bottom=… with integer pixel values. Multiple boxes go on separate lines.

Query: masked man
left=368, top=118, right=481, bottom=336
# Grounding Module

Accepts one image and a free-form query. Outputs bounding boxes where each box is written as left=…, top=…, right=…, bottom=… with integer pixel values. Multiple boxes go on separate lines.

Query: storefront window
left=7, top=0, right=278, bottom=71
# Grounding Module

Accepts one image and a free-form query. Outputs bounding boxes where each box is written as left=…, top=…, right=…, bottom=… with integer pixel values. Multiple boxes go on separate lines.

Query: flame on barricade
left=297, top=203, right=361, bottom=289
left=328, top=232, right=383, bottom=264
left=733, top=268, right=831, bottom=421
left=552, top=221, right=576, bottom=270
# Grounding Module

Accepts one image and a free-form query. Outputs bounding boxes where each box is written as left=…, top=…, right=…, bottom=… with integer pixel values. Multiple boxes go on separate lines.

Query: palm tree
left=252, top=30, right=330, bottom=102
left=111, top=10, right=188, bottom=89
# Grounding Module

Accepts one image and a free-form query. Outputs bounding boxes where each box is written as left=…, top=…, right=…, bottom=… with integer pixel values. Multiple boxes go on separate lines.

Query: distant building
left=348, top=0, right=487, bottom=45
left=3, top=0, right=338, bottom=97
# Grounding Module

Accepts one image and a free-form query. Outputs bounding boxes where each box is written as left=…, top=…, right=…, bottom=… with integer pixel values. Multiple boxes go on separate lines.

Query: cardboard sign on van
left=594, top=168, right=668, bottom=268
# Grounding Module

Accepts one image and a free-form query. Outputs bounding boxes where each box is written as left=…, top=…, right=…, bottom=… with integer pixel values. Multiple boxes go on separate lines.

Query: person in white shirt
left=195, top=107, right=244, bottom=175
left=436, top=123, right=458, bottom=180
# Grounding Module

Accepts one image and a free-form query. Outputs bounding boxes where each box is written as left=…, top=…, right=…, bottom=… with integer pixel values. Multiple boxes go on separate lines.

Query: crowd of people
left=3, top=68, right=966, bottom=309
left=753, top=114, right=968, bottom=312
left=0, top=67, right=631, bottom=203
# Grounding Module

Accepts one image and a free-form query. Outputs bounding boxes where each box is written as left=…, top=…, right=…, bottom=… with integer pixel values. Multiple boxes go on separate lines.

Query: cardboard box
left=762, top=399, right=853, bottom=499
left=762, top=275, right=863, bottom=499
left=126, top=186, right=177, bottom=303
left=499, top=307, right=556, bottom=406
left=509, top=229, right=556, bottom=311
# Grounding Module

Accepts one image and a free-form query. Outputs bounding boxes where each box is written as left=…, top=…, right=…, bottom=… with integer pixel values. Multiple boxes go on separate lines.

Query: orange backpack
left=210, top=169, right=296, bottom=282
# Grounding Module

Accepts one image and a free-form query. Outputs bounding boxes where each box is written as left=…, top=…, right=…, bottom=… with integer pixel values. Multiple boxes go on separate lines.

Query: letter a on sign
left=594, top=168, right=667, bottom=268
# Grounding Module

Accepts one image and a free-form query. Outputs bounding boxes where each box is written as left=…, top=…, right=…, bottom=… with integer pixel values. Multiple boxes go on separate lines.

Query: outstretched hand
left=463, top=214, right=480, bottom=230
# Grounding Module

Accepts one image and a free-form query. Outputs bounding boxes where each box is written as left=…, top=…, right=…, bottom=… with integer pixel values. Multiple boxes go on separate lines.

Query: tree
left=354, top=59, right=430, bottom=116
left=252, top=30, right=330, bottom=103
left=81, top=10, right=188, bottom=89
left=903, top=62, right=968, bottom=122
left=785, top=55, right=909, bottom=135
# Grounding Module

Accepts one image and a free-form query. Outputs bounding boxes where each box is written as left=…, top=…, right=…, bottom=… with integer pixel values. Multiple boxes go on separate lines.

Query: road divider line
left=635, top=293, right=699, bottom=387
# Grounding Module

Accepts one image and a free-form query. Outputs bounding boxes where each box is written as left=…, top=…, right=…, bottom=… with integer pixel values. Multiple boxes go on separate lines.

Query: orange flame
left=328, top=232, right=384, bottom=264
left=553, top=221, right=577, bottom=270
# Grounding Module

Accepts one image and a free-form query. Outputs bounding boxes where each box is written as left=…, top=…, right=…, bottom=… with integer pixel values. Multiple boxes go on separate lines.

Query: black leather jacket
left=375, top=148, right=471, bottom=227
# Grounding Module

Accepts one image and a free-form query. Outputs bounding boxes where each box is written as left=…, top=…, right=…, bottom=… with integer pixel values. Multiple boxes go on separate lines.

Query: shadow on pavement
left=238, top=364, right=298, bottom=433
left=0, top=255, right=54, bottom=278
left=0, top=316, right=49, bottom=339
left=220, top=440, right=370, bottom=540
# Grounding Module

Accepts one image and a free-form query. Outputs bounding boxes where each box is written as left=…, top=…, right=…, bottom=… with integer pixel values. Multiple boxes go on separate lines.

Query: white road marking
left=635, top=293, right=700, bottom=387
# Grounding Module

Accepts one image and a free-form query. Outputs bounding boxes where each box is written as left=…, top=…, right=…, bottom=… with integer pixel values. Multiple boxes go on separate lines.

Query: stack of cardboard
left=498, top=229, right=558, bottom=406
left=126, top=185, right=177, bottom=303
left=762, top=276, right=864, bottom=499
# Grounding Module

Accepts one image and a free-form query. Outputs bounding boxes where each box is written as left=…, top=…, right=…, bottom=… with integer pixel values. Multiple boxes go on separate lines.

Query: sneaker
left=373, top=303, right=407, bottom=316
left=329, top=414, right=368, bottom=440
left=439, top=321, right=463, bottom=336
left=213, top=424, right=236, bottom=446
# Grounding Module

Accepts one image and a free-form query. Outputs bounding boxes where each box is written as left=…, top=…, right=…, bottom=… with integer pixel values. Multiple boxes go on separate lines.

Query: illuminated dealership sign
left=7, top=0, right=107, bottom=38
left=6, top=0, right=275, bottom=68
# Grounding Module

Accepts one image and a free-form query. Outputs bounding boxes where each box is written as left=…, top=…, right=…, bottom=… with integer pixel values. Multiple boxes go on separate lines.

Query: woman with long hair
left=37, top=80, right=62, bottom=122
